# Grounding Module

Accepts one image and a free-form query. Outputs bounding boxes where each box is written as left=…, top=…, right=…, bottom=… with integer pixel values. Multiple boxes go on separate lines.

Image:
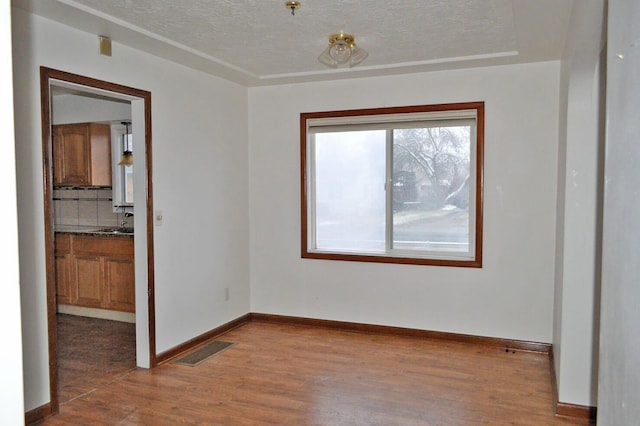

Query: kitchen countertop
left=55, top=225, right=134, bottom=237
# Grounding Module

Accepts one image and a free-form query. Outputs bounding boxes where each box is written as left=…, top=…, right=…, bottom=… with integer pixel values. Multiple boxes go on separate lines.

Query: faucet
left=121, top=211, right=134, bottom=228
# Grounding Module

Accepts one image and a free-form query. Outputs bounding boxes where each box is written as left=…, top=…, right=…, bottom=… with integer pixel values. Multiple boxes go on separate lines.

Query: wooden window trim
left=300, top=102, right=484, bottom=268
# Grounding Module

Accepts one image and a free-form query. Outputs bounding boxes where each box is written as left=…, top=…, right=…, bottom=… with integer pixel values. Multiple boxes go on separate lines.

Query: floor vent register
left=171, top=341, right=234, bottom=367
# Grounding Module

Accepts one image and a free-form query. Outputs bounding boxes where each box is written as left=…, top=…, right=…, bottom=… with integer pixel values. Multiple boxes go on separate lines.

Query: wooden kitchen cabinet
left=54, top=233, right=72, bottom=305
left=55, top=233, right=135, bottom=313
left=73, top=235, right=135, bottom=313
left=52, top=123, right=112, bottom=187
left=104, top=256, right=136, bottom=312
left=74, top=254, right=104, bottom=308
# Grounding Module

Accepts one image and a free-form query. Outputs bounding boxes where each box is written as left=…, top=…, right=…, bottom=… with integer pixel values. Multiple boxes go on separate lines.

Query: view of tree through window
left=302, top=102, right=483, bottom=267
left=392, top=126, right=471, bottom=252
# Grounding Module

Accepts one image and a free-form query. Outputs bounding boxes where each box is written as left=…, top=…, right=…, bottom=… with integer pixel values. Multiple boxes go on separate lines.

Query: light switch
left=155, top=210, right=163, bottom=226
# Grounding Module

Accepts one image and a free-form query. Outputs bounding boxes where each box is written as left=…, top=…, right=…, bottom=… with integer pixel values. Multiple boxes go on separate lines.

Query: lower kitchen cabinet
left=75, top=254, right=104, bottom=308
left=104, top=256, right=136, bottom=312
left=54, top=233, right=73, bottom=305
left=55, top=233, right=135, bottom=313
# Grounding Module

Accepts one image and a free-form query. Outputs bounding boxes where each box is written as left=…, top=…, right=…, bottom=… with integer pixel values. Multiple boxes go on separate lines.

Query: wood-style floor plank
left=56, top=314, right=136, bottom=404
left=40, top=321, right=592, bottom=425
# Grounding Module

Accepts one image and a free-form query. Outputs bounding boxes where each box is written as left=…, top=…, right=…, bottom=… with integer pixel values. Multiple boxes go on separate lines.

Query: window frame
left=300, top=102, right=484, bottom=268
left=111, top=125, right=134, bottom=213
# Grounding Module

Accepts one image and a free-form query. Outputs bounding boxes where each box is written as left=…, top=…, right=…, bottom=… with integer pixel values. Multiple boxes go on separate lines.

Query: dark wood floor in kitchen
left=41, top=320, right=592, bottom=425
left=56, top=313, right=136, bottom=404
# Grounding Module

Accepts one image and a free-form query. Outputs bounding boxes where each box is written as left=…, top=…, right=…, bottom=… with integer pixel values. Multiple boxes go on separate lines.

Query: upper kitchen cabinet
left=52, top=123, right=112, bottom=187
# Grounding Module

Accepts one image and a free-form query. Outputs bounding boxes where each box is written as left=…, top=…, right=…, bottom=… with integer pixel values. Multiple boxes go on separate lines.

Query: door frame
left=39, top=66, right=157, bottom=414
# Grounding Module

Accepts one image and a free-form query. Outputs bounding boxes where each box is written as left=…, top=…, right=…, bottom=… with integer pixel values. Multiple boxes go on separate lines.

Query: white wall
left=12, top=7, right=250, bottom=411
left=249, top=62, right=560, bottom=343
left=553, top=0, right=605, bottom=407
left=52, top=94, right=131, bottom=125
left=1, top=0, right=26, bottom=423
left=598, top=0, right=640, bottom=423
left=553, top=53, right=569, bottom=396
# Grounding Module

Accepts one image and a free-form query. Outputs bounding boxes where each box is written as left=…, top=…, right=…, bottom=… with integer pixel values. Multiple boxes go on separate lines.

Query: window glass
left=123, top=164, right=134, bottom=204
left=314, top=130, right=386, bottom=252
left=392, top=126, right=471, bottom=254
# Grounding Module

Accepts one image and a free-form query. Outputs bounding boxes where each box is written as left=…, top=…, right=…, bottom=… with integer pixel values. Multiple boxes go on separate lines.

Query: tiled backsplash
left=53, top=188, right=131, bottom=228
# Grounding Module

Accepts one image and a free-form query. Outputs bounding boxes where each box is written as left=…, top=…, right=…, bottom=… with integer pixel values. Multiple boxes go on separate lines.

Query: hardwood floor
left=40, top=321, right=592, bottom=425
left=56, top=314, right=136, bottom=404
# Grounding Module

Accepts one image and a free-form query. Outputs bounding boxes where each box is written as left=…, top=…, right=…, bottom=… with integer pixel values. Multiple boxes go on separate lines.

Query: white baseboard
left=57, top=304, right=136, bottom=323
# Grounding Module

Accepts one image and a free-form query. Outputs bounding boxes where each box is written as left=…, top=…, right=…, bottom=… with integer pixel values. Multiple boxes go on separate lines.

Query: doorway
left=40, top=67, right=156, bottom=414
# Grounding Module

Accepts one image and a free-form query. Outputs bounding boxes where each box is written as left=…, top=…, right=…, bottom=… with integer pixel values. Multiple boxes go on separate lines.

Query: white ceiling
left=14, top=0, right=574, bottom=86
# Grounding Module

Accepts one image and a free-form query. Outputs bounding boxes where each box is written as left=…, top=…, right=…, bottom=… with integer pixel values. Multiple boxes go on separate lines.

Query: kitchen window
left=111, top=124, right=134, bottom=212
left=301, top=102, right=484, bottom=267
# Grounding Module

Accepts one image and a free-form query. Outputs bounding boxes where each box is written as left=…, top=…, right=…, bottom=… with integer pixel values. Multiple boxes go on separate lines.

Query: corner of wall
left=552, top=0, right=605, bottom=408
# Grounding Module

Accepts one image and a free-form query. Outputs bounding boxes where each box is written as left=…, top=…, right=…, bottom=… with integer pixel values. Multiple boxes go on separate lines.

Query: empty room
left=3, top=0, right=638, bottom=425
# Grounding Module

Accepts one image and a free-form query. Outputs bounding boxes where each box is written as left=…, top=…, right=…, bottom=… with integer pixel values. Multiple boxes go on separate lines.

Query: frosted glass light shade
left=318, top=45, right=339, bottom=68
left=318, top=33, right=368, bottom=69
left=329, top=40, right=351, bottom=64
left=118, top=152, right=133, bottom=166
left=348, top=45, right=368, bottom=67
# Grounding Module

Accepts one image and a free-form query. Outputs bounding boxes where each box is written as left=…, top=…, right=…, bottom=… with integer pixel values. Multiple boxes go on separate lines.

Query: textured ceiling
left=14, top=0, right=574, bottom=86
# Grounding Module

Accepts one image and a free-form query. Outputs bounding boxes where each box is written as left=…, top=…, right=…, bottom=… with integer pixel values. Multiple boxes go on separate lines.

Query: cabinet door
left=55, top=253, right=72, bottom=305
left=52, top=127, right=64, bottom=186
left=54, top=233, right=74, bottom=305
left=104, top=256, right=135, bottom=313
left=88, top=123, right=112, bottom=186
left=53, top=124, right=91, bottom=186
left=74, top=255, right=103, bottom=308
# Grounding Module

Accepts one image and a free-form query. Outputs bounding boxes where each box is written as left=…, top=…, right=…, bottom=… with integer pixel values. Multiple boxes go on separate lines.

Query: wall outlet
left=224, top=287, right=230, bottom=301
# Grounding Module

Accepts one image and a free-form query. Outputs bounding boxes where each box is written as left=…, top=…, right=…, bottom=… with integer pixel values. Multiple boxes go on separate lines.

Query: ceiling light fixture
left=118, top=122, right=133, bottom=166
left=285, top=1, right=301, bottom=15
left=318, top=32, right=368, bottom=69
